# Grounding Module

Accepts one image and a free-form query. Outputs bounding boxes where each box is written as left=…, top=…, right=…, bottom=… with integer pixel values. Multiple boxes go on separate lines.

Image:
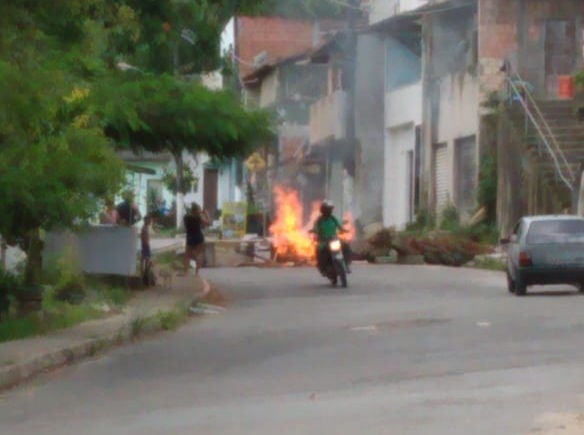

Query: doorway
left=203, top=169, right=218, bottom=218
left=545, top=20, right=576, bottom=97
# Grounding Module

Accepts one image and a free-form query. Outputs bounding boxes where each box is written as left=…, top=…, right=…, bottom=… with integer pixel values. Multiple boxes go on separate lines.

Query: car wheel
left=506, top=271, right=515, bottom=294
left=515, top=274, right=527, bottom=297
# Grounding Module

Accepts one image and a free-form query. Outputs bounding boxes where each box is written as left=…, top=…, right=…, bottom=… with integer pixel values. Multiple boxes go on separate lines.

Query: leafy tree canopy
left=0, top=0, right=126, bottom=287
left=100, top=73, right=274, bottom=161
left=108, top=0, right=268, bottom=75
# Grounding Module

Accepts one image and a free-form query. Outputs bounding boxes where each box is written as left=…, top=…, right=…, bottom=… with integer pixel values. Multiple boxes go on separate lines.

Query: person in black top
left=116, top=191, right=142, bottom=226
left=183, top=203, right=211, bottom=277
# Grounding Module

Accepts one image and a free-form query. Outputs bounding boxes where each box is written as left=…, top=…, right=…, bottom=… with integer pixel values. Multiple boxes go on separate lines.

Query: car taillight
left=519, top=252, right=532, bottom=267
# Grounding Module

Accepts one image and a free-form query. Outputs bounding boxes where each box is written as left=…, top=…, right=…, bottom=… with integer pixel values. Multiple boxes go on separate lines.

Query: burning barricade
left=268, top=186, right=354, bottom=266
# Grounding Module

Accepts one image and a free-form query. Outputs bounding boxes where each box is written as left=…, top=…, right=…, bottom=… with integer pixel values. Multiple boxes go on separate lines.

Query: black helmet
left=320, top=200, right=334, bottom=215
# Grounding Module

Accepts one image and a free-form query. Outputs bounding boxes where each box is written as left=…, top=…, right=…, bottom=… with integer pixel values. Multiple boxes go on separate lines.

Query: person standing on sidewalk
left=183, top=203, right=211, bottom=277
left=140, top=215, right=155, bottom=285
left=116, top=191, right=142, bottom=226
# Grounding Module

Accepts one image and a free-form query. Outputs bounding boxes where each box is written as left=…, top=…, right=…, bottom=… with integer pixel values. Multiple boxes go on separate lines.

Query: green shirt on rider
left=313, top=215, right=342, bottom=246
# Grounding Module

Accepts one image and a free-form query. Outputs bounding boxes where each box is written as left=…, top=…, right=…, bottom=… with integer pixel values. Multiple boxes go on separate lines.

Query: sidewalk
left=0, top=274, right=210, bottom=392
left=150, top=237, right=184, bottom=254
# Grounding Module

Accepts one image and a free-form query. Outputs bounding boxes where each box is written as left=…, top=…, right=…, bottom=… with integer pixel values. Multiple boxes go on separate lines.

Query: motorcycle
left=320, top=237, right=349, bottom=288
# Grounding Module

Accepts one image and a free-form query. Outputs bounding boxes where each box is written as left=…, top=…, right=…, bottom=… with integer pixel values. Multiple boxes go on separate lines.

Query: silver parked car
left=502, top=215, right=584, bottom=296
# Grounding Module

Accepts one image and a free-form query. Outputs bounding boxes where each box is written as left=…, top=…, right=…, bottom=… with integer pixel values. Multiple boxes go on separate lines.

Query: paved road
left=2, top=265, right=584, bottom=434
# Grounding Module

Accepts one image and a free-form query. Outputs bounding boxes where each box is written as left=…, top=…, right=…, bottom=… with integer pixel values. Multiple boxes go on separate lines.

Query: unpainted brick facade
left=235, top=17, right=315, bottom=78
left=480, top=0, right=584, bottom=98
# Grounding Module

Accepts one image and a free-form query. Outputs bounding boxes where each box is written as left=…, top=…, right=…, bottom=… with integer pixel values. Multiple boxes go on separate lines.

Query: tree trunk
left=24, top=228, right=43, bottom=291
left=0, top=236, right=6, bottom=270
left=16, top=227, right=44, bottom=314
left=174, top=152, right=186, bottom=230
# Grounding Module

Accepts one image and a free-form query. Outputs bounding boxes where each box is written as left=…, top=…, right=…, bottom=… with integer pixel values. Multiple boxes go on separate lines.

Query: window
left=526, top=220, right=584, bottom=244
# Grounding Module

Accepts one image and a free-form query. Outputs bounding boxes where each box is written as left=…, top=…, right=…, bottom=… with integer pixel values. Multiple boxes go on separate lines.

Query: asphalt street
left=2, top=264, right=584, bottom=434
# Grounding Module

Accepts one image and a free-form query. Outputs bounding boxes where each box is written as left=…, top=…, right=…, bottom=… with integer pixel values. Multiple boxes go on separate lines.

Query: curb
left=0, top=279, right=212, bottom=393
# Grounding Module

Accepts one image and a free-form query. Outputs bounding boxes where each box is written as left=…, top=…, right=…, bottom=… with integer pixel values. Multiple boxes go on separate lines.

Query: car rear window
left=526, top=220, right=584, bottom=244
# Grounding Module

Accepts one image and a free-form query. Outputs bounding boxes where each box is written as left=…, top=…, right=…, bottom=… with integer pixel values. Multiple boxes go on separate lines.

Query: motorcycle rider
left=312, top=200, right=352, bottom=275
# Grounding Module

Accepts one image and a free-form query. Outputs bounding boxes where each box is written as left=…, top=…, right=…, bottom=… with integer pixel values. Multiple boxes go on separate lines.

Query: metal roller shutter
left=433, top=143, right=449, bottom=214
left=455, top=136, right=477, bottom=215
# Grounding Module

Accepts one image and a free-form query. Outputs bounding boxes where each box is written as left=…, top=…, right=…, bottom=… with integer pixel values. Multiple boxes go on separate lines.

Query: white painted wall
left=369, top=0, right=429, bottom=25
left=384, top=125, right=416, bottom=229
left=386, top=82, right=422, bottom=128
left=183, top=152, right=209, bottom=210
left=220, top=161, right=243, bottom=204
left=435, top=74, right=479, bottom=143
left=383, top=82, right=422, bottom=229
left=124, top=162, right=174, bottom=219
left=434, top=74, right=480, bottom=199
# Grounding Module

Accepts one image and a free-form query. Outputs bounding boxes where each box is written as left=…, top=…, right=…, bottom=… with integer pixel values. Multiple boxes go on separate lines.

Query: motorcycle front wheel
left=333, top=259, right=348, bottom=288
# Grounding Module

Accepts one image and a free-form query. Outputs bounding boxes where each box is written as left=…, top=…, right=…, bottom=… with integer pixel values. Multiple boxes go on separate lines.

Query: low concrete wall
left=44, top=226, right=138, bottom=276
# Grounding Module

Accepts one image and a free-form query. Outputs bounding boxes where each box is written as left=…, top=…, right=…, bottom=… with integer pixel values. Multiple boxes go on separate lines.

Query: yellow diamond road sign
left=245, top=152, right=266, bottom=173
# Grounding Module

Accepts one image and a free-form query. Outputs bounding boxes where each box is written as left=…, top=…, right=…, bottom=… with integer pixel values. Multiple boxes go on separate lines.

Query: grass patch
left=0, top=283, right=132, bottom=344
left=154, top=250, right=178, bottom=266
left=0, top=302, right=100, bottom=343
left=97, top=286, right=131, bottom=308
left=153, top=227, right=180, bottom=238
left=157, top=309, right=186, bottom=331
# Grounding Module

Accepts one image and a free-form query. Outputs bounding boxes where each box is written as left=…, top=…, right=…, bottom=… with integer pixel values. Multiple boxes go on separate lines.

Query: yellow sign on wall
left=222, top=202, right=247, bottom=239
left=245, top=152, right=266, bottom=173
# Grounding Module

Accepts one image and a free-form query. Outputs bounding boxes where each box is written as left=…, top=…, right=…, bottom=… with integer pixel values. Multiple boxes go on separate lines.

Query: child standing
left=141, top=215, right=153, bottom=284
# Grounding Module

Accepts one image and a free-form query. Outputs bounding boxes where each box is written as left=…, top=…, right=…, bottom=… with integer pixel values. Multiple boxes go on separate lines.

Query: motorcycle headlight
left=329, top=240, right=342, bottom=252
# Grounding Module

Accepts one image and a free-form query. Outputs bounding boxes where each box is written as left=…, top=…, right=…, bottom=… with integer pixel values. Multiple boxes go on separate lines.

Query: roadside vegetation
left=0, top=251, right=131, bottom=343
left=357, top=204, right=499, bottom=268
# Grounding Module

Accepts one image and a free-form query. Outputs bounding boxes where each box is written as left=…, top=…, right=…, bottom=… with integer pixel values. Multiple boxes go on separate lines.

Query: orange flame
left=340, top=211, right=355, bottom=242
left=269, top=186, right=315, bottom=261
left=269, top=186, right=355, bottom=262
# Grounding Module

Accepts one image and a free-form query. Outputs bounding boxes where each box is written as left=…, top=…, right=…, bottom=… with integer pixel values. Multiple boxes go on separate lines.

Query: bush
left=440, top=204, right=460, bottom=232
left=478, top=154, right=497, bottom=224
left=405, top=209, right=435, bottom=233
left=368, top=228, right=394, bottom=250
left=0, top=268, right=21, bottom=318
left=44, top=249, right=86, bottom=305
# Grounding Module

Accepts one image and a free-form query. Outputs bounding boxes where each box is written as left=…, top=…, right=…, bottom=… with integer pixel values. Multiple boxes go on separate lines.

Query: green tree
left=101, top=73, right=273, bottom=201
left=100, top=0, right=276, bottom=227
left=108, top=0, right=267, bottom=75
left=0, top=1, right=126, bottom=292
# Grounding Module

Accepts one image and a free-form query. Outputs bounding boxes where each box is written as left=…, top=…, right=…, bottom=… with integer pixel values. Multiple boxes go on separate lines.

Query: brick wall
left=235, top=17, right=315, bottom=78
left=479, top=0, right=584, bottom=98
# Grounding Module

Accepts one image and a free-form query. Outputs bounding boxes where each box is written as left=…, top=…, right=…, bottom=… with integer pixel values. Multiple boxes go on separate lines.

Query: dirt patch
left=200, top=282, right=230, bottom=307
left=530, top=413, right=584, bottom=434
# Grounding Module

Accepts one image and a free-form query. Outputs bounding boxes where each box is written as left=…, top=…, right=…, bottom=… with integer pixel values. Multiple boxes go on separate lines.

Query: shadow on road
left=525, top=290, right=582, bottom=297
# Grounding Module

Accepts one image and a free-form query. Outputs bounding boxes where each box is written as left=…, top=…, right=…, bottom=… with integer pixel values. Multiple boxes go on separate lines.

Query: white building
left=369, top=0, right=480, bottom=227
